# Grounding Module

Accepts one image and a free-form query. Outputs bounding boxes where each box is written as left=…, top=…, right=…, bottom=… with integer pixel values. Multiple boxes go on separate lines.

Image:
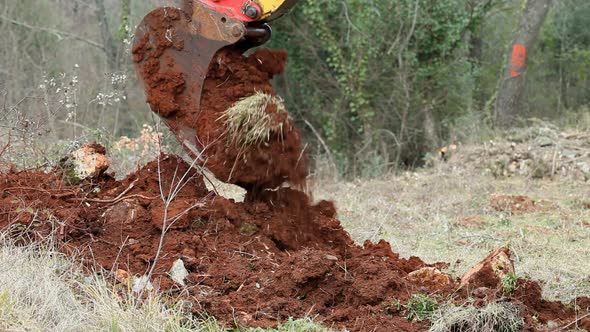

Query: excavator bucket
left=131, top=3, right=245, bottom=158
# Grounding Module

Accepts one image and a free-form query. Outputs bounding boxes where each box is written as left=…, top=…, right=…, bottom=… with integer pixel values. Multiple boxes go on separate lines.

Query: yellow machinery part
left=257, top=0, right=299, bottom=21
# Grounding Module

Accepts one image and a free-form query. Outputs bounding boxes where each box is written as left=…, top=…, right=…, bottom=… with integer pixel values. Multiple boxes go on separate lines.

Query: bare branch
left=0, top=15, right=105, bottom=51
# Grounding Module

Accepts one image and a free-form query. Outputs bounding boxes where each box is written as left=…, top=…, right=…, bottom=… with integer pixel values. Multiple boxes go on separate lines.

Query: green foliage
left=501, top=273, right=518, bottom=296
left=244, top=317, right=329, bottom=331
left=529, top=0, right=590, bottom=118
left=405, top=294, right=438, bottom=321
left=271, top=0, right=495, bottom=176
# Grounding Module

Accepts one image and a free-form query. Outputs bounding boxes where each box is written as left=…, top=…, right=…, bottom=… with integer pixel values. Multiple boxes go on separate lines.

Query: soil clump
left=132, top=7, right=307, bottom=190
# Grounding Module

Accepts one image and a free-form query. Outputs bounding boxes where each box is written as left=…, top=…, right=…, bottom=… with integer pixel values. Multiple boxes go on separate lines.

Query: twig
left=80, top=194, right=157, bottom=205
left=0, top=15, right=105, bottom=51
left=4, top=187, right=77, bottom=198
left=0, top=133, right=11, bottom=158
left=559, top=312, right=590, bottom=331
left=78, top=179, right=138, bottom=204
left=303, top=119, right=336, bottom=169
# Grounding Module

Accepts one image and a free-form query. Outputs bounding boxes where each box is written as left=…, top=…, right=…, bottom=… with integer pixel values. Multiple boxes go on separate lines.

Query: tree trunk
left=94, top=0, right=117, bottom=73
left=495, top=0, right=553, bottom=127
left=422, top=102, right=439, bottom=149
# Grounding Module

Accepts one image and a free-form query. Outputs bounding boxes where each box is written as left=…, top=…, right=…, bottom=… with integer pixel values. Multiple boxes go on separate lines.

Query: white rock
left=132, top=275, right=153, bottom=293
left=169, top=259, right=189, bottom=286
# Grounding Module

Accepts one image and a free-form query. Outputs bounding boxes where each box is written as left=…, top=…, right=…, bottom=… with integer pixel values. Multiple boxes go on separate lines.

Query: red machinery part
left=199, top=0, right=262, bottom=22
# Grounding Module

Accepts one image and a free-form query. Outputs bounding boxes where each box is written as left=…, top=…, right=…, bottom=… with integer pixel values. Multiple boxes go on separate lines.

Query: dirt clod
left=132, top=7, right=308, bottom=190
left=490, top=194, right=538, bottom=215
left=460, top=247, right=515, bottom=290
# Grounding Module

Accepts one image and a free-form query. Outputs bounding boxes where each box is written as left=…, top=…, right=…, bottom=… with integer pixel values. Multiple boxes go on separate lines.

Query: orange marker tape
left=510, top=43, right=527, bottom=77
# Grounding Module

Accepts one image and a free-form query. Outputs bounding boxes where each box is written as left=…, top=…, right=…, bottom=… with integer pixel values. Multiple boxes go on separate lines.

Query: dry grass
left=218, top=92, right=288, bottom=146
left=429, top=301, right=523, bottom=332
left=313, top=164, right=590, bottom=302
left=0, top=239, right=203, bottom=331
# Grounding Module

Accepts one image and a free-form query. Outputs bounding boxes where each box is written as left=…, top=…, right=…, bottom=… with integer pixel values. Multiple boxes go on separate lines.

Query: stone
left=64, top=143, right=109, bottom=183
left=407, top=267, right=453, bottom=290
left=460, top=247, right=515, bottom=289
left=132, top=275, right=153, bottom=293
left=115, top=269, right=130, bottom=283
left=169, top=259, right=189, bottom=286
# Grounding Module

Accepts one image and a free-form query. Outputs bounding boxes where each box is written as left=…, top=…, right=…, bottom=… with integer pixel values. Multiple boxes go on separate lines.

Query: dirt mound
left=1, top=156, right=589, bottom=331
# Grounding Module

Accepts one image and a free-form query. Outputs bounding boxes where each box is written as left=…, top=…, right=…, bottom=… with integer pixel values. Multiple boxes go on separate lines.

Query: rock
left=472, top=286, right=491, bottom=299
left=407, top=267, right=453, bottom=290
left=63, top=143, right=109, bottom=183
left=132, top=275, right=153, bottom=293
left=115, top=269, right=130, bottom=283
left=546, top=320, right=559, bottom=330
left=103, top=200, right=146, bottom=225
left=169, top=259, right=189, bottom=286
left=460, top=247, right=515, bottom=289
left=238, top=222, right=258, bottom=236
left=535, top=136, right=554, bottom=147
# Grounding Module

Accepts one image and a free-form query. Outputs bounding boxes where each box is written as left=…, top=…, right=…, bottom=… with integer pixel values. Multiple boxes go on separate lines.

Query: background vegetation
left=1, top=0, right=589, bottom=176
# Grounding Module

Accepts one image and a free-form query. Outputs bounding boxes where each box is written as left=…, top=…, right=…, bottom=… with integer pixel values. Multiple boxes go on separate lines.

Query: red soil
left=132, top=6, right=307, bottom=190
left=0, top=157, right=589, bottom=331
left=196, top=48, right=308, bottom=190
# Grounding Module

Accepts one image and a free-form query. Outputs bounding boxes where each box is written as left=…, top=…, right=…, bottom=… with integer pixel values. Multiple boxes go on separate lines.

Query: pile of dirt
left=444, top=126, right=590, bottom=180
left=0, top=156, right=589, bottom=331
left=132, top=7, right=307, bottom=190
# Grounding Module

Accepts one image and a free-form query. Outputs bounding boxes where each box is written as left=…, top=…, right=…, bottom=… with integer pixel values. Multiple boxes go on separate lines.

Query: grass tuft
left=429, top=301, right=523, bottom=332
left=0, top=238, right=202, bottom=331
left=405, top=294, right=438, bottom=321
left=218, top=91, right=289, bottom=146
left=501, top=273, right=518, bottom=296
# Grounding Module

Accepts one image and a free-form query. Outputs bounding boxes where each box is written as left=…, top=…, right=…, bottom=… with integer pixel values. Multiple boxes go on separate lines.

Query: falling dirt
left=1, top=154, right=589, bottom=331
left=196, top=48, right=308, bottom=190
left=132, top=6, right=307, bottom=190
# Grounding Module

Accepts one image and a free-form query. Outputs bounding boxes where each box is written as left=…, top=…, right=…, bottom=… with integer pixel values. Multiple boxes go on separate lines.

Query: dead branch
left=0, top=15, right=105, bottom=51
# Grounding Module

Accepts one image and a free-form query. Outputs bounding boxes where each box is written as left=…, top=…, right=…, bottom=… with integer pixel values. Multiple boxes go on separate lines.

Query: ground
left=1, top=124, right=590, bottom=331
left=315, top=163, right=590, bottom=303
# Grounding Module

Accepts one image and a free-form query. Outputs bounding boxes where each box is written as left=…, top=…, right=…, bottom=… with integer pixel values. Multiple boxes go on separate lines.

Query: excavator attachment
left=132, top=0, right=307, bottom=189
left=132, top=3, right=245, bottom=157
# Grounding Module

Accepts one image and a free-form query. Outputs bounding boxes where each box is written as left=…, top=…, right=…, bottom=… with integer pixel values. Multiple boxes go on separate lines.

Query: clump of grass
left=405, top=294, right=438, bottom=321
left=501, top=273, right=518, bottom=296
left=0, top=238, right=201, bottom=331
left=429, top=302, right=523, bottom=332
left=246, top=317, right=330, bottom=331
left=218, top=91, right=289, bottom=146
